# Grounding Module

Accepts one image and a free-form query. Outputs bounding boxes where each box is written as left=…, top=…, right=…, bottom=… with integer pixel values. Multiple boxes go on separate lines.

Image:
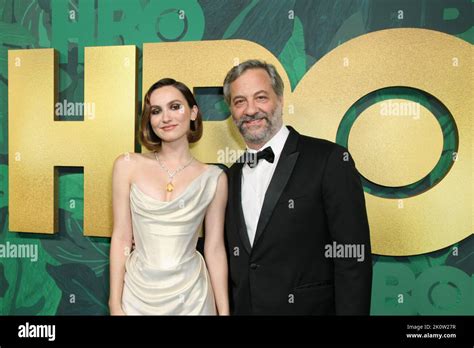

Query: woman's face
left=148, top=86, right=197, bottom=144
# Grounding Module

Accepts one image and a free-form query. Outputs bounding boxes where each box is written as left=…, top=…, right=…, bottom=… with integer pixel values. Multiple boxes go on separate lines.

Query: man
left=223, top=60, right=372, bottom=315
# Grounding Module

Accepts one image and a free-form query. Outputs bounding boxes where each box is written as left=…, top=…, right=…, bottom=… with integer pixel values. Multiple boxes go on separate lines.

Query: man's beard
left=233, top=105, right=282, bottom=145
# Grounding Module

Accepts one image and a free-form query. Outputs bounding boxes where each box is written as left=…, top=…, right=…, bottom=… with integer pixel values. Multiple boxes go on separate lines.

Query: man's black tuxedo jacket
left=225, top=126, right=372, bottom=315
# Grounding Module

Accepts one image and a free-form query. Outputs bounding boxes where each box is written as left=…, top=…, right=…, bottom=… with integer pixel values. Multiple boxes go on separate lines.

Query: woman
left=108, top=78, right=229, bottom=315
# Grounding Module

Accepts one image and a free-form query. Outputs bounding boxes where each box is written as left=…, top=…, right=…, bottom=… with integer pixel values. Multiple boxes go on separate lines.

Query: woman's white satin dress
left=121, top=165, right=223, bottom=315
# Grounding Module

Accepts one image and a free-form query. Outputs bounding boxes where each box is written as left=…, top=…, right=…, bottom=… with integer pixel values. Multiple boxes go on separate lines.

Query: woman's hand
left=109, top=304, right=126, bottom=316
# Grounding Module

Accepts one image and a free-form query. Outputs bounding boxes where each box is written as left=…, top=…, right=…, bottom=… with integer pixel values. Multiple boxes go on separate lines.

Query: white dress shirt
left=241, top=125, right=290, bottom=246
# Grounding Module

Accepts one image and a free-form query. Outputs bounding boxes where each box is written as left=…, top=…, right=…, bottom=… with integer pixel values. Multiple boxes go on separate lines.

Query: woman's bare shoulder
left=205, top=164, right=227, bottom=184
left=115, top=152, right=156, bottom=162
left=113, top=152, right=153, bottom=174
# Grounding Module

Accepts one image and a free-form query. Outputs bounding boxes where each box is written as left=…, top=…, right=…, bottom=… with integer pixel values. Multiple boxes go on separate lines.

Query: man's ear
left=278, top=96, right=284, bottom=109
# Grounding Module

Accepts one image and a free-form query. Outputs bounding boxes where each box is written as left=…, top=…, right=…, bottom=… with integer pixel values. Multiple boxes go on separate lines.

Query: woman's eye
left=171, top=104, right=181, bottom=110
left=151, top=109, right=160, bottom=115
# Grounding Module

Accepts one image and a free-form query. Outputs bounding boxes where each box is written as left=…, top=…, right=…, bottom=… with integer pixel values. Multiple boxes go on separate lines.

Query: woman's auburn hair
left=139, top=78, right=203, bottom=151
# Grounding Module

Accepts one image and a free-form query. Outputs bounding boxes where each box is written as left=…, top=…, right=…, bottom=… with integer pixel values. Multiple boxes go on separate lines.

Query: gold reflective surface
left=288, top=29, right=472, bottom=255
left=348, top=100, right=443, bottom=187
left=8, top=46, right=137, bottom=236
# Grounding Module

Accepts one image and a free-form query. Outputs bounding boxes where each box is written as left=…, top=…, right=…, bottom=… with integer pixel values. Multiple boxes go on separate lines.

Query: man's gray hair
left=223, top=59, right=284, bottom=105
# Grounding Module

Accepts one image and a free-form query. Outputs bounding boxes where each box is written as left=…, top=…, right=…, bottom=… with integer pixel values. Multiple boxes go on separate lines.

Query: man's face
left=229, top=68, right=283, bottom=148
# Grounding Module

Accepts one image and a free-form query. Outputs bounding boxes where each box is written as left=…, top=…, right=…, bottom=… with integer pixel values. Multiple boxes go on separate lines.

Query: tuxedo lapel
left=231, top=162, right=252, bottom=255
left=253, top=127, right=300, bottom=248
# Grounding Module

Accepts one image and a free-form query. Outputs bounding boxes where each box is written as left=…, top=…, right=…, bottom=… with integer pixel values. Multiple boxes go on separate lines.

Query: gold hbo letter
left=8, top=46, right=136, bottom=236
left=288, top=29, right=472, bottom=255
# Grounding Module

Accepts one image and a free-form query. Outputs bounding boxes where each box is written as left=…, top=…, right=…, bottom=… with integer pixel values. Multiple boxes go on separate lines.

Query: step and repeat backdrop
left=0, top=0, right=472, bottom=315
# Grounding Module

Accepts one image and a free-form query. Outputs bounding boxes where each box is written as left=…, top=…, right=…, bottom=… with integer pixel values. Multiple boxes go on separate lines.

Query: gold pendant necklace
left=154, top=151, right=194, bottom=192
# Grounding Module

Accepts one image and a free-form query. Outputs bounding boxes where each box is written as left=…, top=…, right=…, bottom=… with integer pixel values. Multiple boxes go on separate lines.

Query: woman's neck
left=158, top=137, right=193, bottom=167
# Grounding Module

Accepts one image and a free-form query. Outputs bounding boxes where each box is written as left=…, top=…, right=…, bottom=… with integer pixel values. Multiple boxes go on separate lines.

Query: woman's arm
left=108, top=153, right=134, bottom=315
left=204, top=171, right=230, bottom=315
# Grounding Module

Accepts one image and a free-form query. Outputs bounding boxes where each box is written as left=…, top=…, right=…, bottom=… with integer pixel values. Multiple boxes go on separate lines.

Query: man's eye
left=257, top=96, right=267, bottom=101
left=234, top=100, right=244, bottom=106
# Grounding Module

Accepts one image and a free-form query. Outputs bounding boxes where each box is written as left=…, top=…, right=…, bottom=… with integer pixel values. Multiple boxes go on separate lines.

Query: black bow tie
left=245, top=147, right=275, bottom=168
